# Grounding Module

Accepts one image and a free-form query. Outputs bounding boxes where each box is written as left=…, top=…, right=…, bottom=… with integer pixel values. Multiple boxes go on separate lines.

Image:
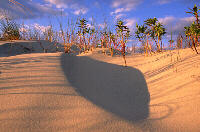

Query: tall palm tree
left=135, top=23, right=148, bottom=56
left=154, top=22, right=166, bottom=52
left=144, top=17, right=157, bottom=39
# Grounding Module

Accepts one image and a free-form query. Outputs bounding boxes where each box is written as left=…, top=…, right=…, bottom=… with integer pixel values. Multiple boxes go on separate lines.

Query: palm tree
left=144, top=18, right=166, bottom=52
left=154, top=22, right=166, bottom=52
left=115, top=20, right=131, bottom=66
left=144, top=17, right=157, bottom=38
left=135, top=23, right=148, bottom=56
left=185, top=4, right=200, bottom=54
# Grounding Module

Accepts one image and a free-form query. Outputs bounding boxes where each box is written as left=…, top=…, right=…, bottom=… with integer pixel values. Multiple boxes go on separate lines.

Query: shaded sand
left=0, top=40, right=63, bottom=57
left=0, top=40, right=200, bottom=131
left=61, top=54, right=150, bottom=121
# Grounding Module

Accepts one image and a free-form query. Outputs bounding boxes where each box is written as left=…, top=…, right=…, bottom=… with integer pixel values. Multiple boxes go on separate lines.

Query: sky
left=0, top=0, right=199, bottom=47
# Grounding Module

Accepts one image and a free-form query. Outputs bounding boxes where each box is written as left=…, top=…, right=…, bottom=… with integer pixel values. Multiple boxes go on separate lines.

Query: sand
left=0, top=40, right=199, bottom=131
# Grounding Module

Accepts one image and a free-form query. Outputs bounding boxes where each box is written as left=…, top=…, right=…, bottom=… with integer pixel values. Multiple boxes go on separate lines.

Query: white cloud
left=111, top=0, right=144, bottom=10
left=87, top=23, right=95, bottom=29
left=98, top=23, right=108, bottom=29
left=125, top=18, right=137, bottom=27
left=116, top=13, right=126, bottom=20
left=73, top=10, right=80, bottom=15
left=125, top=18, right=137, bottom=34
left=158, top=16, right=175, bottom=25
left=112, top=13, right=127, bottom=22
left=88, top=17, right=92, bottom=21
left=93, top=2, right=100, bottom=8
left=154, top=0, right=173, bottom=4
left=45, top=4, right=53, bottom=8
left=110, top=0, right=143, bottom=17
left=0, top=0, right=68, bottom=19
left=173, top=17, right=196, bottom=31
left=19, top=27, right=28, bottom=33
left=158, top=16, right=196, bottom=33
left=43, top=0, right=68, bottom=9
left=70, top=4, right=79, bottom=9
left=115, top=8, right=124, bottom=13
left=19, top=23, right=52, bottom=36
left=110, top=12, right=115, bottom=15
left=44, top=0, right=85, bottom=9
left=32, top=23, right=51, bottom=33
left=156, top=16, right=197, bottom=43
left=151, top=0, right=199, bottom=5
left=114, top=8, right=131, bottom=14
left=73, top=8, right=89, bottom=15
left=112, top=1, right=120, bottom=7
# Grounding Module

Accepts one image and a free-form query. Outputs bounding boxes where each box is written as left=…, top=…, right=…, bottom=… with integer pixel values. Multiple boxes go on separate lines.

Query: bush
left=0, top=13, right=20, bottom=40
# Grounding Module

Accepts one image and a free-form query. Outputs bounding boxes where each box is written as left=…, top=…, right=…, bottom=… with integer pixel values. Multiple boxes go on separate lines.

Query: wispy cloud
left=73, top=7, right=89, bottom=15
left=114, top=8, right=131, bottom=14
left=93, top=2, right=100, bottom=8
left=43, top=0, right=84, bottom=9
left=116, top=13, right=126, bottom=20
left=158, top=16, right=175, bottom=25
left=19, top=23, right=52, bottom=37
left=151, top=0, right=199, bottom=5
left=23, top=23, right=50, bottom=32
left=31, top=23, right=52, bottom=33
left=110, top=0, right=144, bottom=17
left=152, top=0, right=174, bottom=5
left=0, top=0, right=67, bottom=19
left=43, top=0, right=90, bottom=15
left=158, top=16, right=195, bottom=31
left=124, top=18, right=137, bottom=35
left=111, top=0, right=144, bottom=10
left=181, top=0, right=200, bottom=4
left=44, top=0, right=68, bottom=8
left=157, top=16, right=196, bottom=42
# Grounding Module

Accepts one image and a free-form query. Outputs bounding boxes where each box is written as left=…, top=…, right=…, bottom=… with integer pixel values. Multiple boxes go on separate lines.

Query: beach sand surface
left=0, top=40, right=199, bottom=131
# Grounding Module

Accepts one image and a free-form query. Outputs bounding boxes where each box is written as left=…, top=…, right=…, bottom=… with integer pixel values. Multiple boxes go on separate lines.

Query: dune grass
left=0, top=2, right=199, bottom=66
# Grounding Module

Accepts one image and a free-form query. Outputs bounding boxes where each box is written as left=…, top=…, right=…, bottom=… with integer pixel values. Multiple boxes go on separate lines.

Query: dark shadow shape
left=0, top=42, right=32, bottom=57
left=0, top=41, right=63, bottom=57
left=61, top=54, right=150, bottom=121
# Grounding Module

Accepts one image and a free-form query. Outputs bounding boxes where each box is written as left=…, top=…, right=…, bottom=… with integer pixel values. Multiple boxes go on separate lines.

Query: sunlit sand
left=0, top=40, right=199, bottom=131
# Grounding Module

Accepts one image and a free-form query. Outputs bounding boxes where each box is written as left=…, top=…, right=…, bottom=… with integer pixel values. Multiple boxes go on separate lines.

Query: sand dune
left=0, top=40, right=200, bottom=131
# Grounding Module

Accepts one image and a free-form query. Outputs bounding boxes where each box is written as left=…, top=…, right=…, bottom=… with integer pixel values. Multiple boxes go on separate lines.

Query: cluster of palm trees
left=135, top=17, right=166, bottom=56
left=135, top=4, right=199, bottom=56
left=184, top=4, right=199, bottom=54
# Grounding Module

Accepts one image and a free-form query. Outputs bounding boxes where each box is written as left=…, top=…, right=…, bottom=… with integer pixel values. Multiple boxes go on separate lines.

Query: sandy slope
left=0, top=40, right=63, bottom=57
left=0, top=40, right=200, bottom=131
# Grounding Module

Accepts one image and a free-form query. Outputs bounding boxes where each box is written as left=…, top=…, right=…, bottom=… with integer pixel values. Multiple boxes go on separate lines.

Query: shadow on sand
left=61, top=54, right=150, bottom=121
left=0, top=40, right=63, bottom=57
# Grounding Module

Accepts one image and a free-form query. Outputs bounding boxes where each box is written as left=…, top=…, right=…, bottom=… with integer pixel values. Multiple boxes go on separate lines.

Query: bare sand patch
left=0, top=41, right=199, bottom=131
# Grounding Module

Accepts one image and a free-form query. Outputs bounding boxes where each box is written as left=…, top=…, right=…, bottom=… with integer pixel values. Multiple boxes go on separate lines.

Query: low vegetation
left=0, top=2, right=199, bottom=65
left=0, top=12, right=20, bottom=40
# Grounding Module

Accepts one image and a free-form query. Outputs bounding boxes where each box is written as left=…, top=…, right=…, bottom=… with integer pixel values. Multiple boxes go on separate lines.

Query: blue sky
left=0, top=0, right=199, bottom=47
